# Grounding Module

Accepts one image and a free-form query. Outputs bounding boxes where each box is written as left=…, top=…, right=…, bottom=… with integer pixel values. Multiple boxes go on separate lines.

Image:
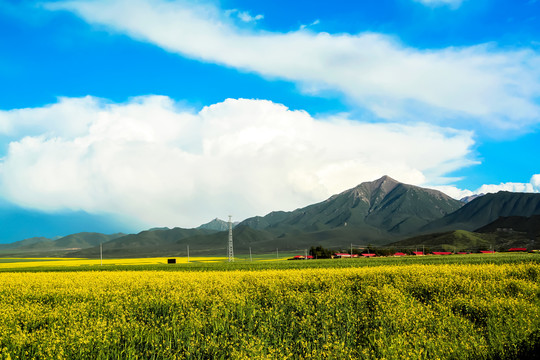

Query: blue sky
left=0, top=0, right=539, bottom=242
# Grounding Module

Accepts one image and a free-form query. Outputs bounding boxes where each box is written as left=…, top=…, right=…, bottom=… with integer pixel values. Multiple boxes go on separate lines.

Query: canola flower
left=0, top=263, right=539, bottom=359
left=0, top=257, right=227, bottom=270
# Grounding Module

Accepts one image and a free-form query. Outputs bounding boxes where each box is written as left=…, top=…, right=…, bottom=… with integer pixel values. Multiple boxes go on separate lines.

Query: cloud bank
left=0, top=97, right=475, bottom=227
left=46, top=0, right=540, bottom=132
left=431, top=174, right=540, bottom=200
left=476, top=175, right=540, bottom=194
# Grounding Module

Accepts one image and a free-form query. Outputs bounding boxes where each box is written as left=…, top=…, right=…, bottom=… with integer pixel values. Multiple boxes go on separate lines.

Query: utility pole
left=276, top=248, right=279, bottom=259
left=187, top=245, right=190, bottom=263
left=228, top=215, right=234, bottom=262
left=249, top=247, right=252, bottom=262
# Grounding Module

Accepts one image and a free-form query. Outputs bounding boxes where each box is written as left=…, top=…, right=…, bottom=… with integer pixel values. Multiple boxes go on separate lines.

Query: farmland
left=1, top=255, right=540, bottom=359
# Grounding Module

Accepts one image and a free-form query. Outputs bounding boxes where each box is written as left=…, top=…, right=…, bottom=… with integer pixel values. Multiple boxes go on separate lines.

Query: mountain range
left=1, top=176, right=539, bottom=257
left=0, top=232, right=125, bottom=257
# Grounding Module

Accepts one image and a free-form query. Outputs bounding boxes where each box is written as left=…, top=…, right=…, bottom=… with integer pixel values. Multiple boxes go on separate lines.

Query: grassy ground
left=0, top=252, right=538, bottom=272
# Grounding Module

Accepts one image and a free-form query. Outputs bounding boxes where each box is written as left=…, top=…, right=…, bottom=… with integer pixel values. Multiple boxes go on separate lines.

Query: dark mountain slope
left=62, top=176, right=462, bottom=257
left=240, top=176, right=462, bottom=238
left=10, top=232, right=124, bottom=250
left=422, top=192, right=540, bottom=233
left=389, top=230, right=493, bottom=252
left=0, top=233, right=124, bottom=257
left=476, top=215, right=540, bottom=235
left=53, top=232, right=125, bottom=249
left=363, top=180, right=462, bottom=234
left=177, top=225, right=277, bottom=256
left=389, top=228, right=535, bottom=252
left=0, top=237, right=51, bottom=250
left=197, top=218, right=231, bottom=231
left=69, top=228, right=218, bottom=258
left=179, top=224, right=391, bottom=255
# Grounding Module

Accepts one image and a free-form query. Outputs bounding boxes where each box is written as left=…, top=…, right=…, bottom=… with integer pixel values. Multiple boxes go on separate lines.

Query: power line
left=228, top=215, right=234, bottom=262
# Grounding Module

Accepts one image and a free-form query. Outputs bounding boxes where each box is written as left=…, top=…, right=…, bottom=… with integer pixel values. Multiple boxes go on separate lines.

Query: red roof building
left=394, top=252, right=406, bottom=256
left=432, top=252, right=452, bottom=255
left=508, top=248, right=527, bottom=252
left=290, top=255, right=314, bottom=260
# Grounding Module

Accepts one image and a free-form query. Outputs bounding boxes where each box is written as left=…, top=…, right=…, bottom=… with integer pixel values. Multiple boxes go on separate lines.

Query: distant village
left=288, top=246, right=532, bottom=260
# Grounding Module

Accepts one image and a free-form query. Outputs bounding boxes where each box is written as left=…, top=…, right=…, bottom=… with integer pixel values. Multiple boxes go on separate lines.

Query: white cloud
left=428, top=185, right=474, bottom=200
left=0, top=96, right=99, bottom=137
left=225, top=9, right=263, bottom=23
left=476, top=176, right=540, bottom=194
left=46, top=0, right=540, bottom=132
left=237, top=11, right=263, bottom=23
left=300, top=19, right=320, bottom=30
left=431, top=174, right=540, bottom=200
left=413, top=0, right=463, bottom=8
left=0, top=96, right=475, bottom=228
left=532, top=174, right=540, bottom=189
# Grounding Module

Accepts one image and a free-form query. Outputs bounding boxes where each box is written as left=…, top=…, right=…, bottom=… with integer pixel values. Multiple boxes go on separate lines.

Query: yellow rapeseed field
left=0, top=257, right=225, bottom=270
left=1, top=263, right=539, bottom=359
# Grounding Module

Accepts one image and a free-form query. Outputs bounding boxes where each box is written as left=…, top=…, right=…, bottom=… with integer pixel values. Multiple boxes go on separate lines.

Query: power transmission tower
left=228, top=215, right=234, bottom=262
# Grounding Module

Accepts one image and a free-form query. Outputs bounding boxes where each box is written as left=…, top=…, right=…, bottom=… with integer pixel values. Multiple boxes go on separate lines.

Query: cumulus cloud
left=46, top=0, right=540, bottom=131
left=0, top=96, right=475, bottom=227
left=430, top=174, right=540, bottom=200
left=476, top=176, right=540, bottom=194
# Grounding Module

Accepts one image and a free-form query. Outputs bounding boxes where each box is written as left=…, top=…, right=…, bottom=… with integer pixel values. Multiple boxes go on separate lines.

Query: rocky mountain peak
left=198, top=218, right=230, bottom=231
left=373, top=175, right=400, bottom=192
left=349, top=175, right=401, bottom=205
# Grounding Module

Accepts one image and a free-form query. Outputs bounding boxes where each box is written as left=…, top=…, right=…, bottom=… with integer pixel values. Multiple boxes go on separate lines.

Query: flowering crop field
left=0, top=257, right=227, bottom=270
left=1, top=262, right=540, bottom=359
left=1, top=252, right=538, bottom=272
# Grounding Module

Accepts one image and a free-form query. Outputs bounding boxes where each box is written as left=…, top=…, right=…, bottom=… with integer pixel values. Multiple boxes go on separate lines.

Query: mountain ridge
left=421, top=191, right=540, bottom=233
left=57, top=176, right=461, bottom=257
left=2, top=176, right=540, bottom=257
left=239, top=175, right=463, bottom=239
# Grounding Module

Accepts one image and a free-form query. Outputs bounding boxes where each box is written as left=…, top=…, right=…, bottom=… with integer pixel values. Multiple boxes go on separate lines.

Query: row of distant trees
left=308, top=245, right=386, bottom=258
left=309, top=245, right=404, bottom=258
left=308, top=246, right=334, bottom=259
left=308, top=245, right=513, bottom=258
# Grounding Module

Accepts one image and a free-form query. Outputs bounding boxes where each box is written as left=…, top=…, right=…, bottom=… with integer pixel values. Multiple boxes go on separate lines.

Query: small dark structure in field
left=167, top=258, right=176, bottom=264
